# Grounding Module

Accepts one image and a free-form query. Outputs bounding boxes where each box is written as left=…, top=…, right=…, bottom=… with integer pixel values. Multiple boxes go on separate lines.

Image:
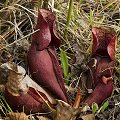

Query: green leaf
left=60, top=49, right=68, bottom=77
left=60, top=49, right=69, bottom=85
left=101, top=101, right=109, bottom=112
left=92, top=103, right=98, bottom=114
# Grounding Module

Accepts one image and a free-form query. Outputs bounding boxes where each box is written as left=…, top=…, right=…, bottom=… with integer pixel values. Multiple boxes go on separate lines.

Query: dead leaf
left=55, top=100, right=89, bottom=120
left=9, top=112, right=29, bottom=120
left=73, top=86, right=81, bottom=108
left=42, top=99, right=90, bottom=120
left=36, top=116, right=51, bottom=120
left=80, top=114, right=95, bottom=120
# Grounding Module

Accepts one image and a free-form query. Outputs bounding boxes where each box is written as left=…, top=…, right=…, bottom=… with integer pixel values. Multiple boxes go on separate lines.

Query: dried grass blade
left=98, top=0, right=118, bottom=14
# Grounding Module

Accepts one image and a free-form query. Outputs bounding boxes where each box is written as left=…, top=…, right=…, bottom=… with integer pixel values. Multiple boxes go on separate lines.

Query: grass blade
left=90, top=8, right=93, bottom=27
left=97, top=16, right=105, bottom=27
left=39, top=0, right=43, bottom=8
left=4, top=0, right=9, bottom=8
left=1, top=95, right=13, bottom=113
left=63, top=0, right=73, bottom=38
